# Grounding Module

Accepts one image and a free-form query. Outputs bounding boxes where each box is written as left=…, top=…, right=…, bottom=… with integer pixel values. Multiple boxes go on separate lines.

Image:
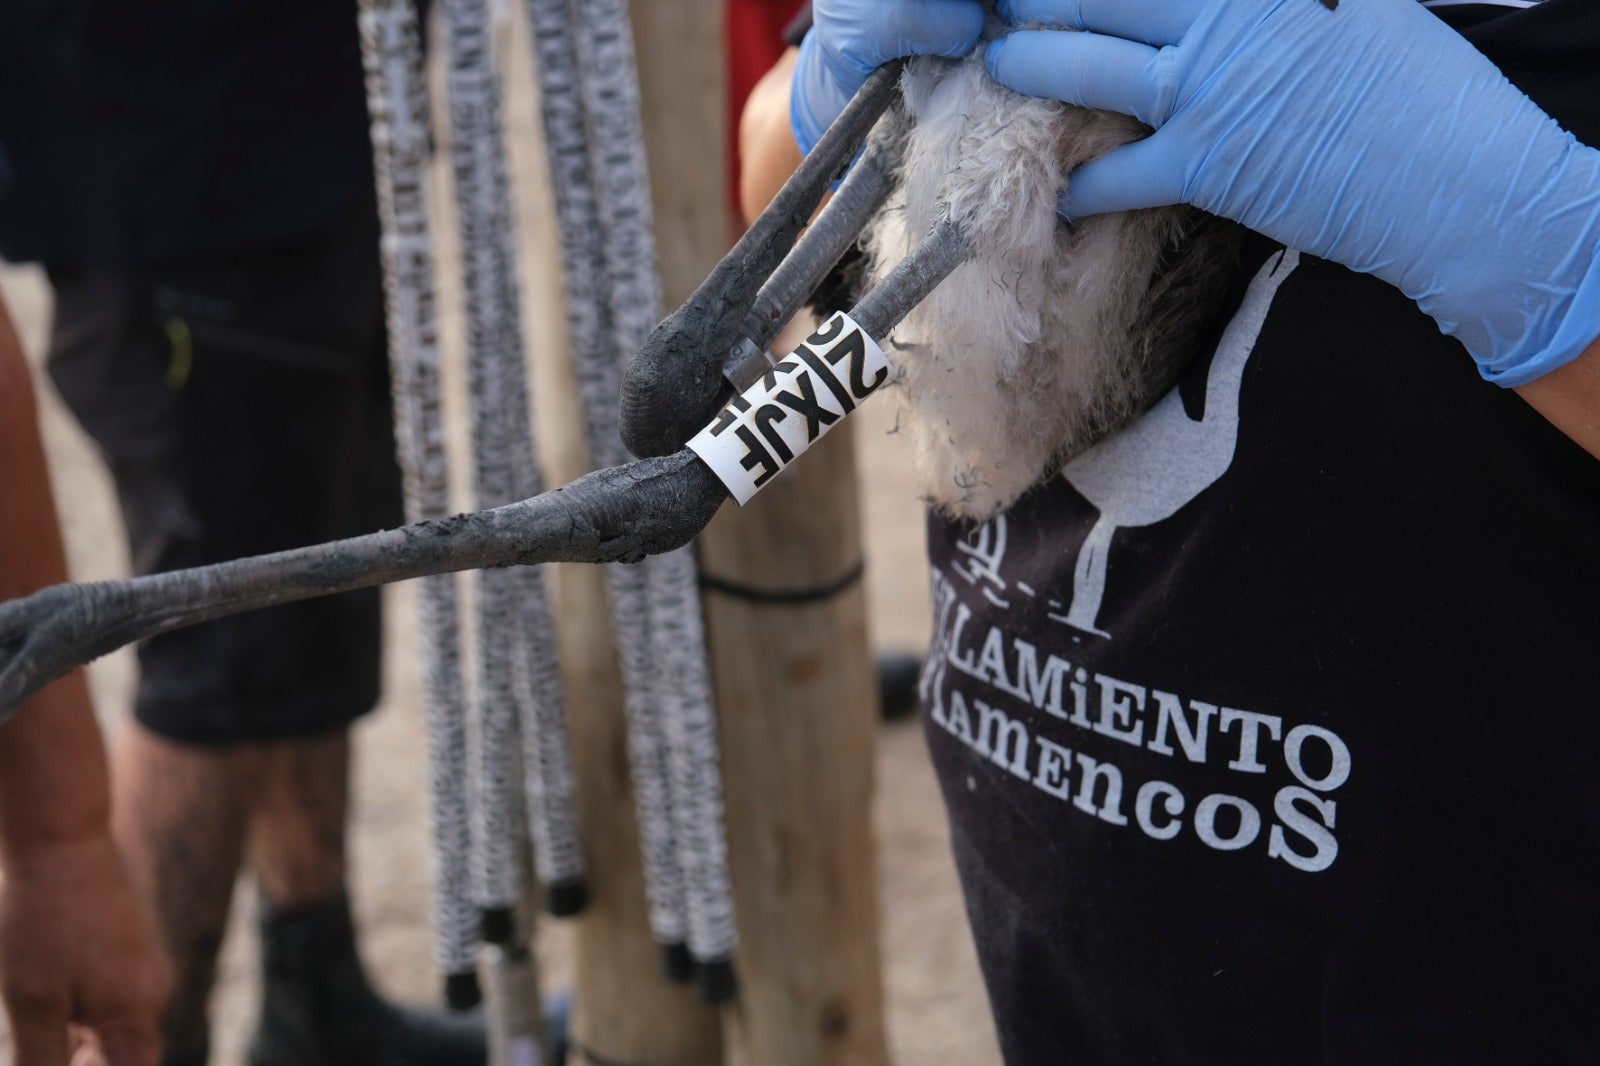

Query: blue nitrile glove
left=985, top=0, right=1600, bottom=386
left=791, top=0, right=986, bottom=157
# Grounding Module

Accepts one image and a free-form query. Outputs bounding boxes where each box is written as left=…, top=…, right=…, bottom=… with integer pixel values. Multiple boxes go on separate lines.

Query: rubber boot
left=876, top=650, right=924, bottom=722
left=247, top=894, right=488, bottom=1066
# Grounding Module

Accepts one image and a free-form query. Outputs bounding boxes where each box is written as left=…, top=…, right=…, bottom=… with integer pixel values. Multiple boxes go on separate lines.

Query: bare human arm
left=0, top=292, right=168, bottom=1066
left=1515, top=334, right=1600, bottom=461
left=738, top=47, right=804, bottom=225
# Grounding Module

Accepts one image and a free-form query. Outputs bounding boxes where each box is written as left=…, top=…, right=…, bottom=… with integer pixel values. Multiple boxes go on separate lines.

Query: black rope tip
left=443, top=971, right=483, bottom=1012
left=480, top=906, right=517, bottom=946
left=693, top=958, right=740, bottom=1004
left=545, top=878, right=589, bottom=917
left=660, top=942, right=694, bottom=983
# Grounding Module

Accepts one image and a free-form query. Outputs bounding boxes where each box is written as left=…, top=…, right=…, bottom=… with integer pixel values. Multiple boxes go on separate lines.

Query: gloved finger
left=997, top=0, right=1193, bottom=48
left=793, top=32, right=848, bottom=143
left=985, top=31, right=1171, bottom=127
left=873, top=0, right=987, bottom=65
left=1057, top=136, right=1186, bottom=219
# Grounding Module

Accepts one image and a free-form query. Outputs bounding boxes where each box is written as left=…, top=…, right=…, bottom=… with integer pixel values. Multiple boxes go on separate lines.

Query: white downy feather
left=866, top=52, right=1211, bottom=520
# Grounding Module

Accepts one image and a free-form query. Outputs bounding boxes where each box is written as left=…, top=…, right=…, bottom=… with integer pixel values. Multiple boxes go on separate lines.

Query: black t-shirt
left=921, top=2, right=1600, bottom=1062
left=0, top=0, right=378, bottom=267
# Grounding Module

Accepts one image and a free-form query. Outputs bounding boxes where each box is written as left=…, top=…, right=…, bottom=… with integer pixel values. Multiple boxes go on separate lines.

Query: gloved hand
left=791, top=0, right=986, bottom=156
left=985, top=0, right=1600, bottom=386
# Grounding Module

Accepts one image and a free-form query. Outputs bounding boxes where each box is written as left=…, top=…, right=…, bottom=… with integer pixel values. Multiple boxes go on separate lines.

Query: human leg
left=45, top=232, right=452, bottom=1062
left=111, top=726, right=266, bottom=1060
left=243, top=735, right=484, bottom=1066
left=247, top=731, right=351, bottom=909
left=113, top=722, right=487, bottom=1066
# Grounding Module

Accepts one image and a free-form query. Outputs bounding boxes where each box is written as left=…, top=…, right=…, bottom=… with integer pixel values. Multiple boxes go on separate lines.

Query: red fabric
left=725, top=0, right=808, bottom=218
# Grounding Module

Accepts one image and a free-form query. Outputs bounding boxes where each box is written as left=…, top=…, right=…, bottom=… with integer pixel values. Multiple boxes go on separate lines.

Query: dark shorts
left=46, top=218, right=404, bottom=745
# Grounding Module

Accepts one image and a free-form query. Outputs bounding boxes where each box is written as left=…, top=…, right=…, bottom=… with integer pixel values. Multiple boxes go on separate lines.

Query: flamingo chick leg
left=0, top=452, right=726, bottom=725
left=619, top=61, right=904, bottom=459
left=0, top=162, right=976, bottom=729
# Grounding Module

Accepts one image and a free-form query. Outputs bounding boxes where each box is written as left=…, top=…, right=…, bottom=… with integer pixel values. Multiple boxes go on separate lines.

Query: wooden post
left=628, top=4, right=892, bottom=1063
left=702, top=413, right=891, bottom=1066
left=629, top=1, right=736, bottom=301
left=553, top=556, right=724, bottom=1066
left=509, top=12, right=723, bottom=1061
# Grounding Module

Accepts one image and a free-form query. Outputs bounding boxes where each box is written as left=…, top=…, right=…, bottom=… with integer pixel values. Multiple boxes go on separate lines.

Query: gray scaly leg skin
left=358, top=0, right=480, bottom=995
left=619, top=61, right=905, bottom=459
left=724, top=129, right=903, bottom=391
left=0, top=452, right=727, bottom=726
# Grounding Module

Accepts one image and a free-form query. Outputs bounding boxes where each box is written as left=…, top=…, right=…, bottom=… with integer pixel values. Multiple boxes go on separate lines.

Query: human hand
left=791, top=0, right=986, bottom=155
left=985, top=0, right=1600, bottom=385
left=0, top=834, right=168, bottom=1065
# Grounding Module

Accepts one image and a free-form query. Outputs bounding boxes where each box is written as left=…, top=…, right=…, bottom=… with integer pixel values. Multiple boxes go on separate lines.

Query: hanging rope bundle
left=521, top=0, right=687, bottom=978
left=355, top=0, right=481, bottom=1009
left=438, top=0, right=585, bottom=941
left=575, top=0, right=738, bottom=1000
left=645, top=545, right=737, bottom=1000
left=527, top=0, right=739, bottom=1000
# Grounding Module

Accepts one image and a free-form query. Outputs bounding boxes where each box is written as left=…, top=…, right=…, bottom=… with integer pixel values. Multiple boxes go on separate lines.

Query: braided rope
left=440, top=0, right=582, bottom=920
left=523, top=0, right=687, bottom=953
left=356, top=0, right=479, bottom=992
left=569, top=0, right=738, bottom=976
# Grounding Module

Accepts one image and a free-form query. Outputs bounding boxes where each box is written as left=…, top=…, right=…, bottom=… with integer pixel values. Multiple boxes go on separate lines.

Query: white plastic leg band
left=688, top=311, right=890, bottom=504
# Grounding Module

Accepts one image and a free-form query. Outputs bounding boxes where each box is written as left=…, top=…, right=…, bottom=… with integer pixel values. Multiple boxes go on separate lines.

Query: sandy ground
left=0, top=151, right=1002, bottom=1066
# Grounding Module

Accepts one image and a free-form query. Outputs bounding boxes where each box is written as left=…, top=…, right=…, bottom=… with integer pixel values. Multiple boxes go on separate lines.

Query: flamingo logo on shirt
left=1058, top=250, right=1301, bottom=637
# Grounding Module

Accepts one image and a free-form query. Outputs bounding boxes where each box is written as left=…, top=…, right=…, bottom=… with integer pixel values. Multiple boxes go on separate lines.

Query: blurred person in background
left=0, top=3, right=483, bottom=1064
